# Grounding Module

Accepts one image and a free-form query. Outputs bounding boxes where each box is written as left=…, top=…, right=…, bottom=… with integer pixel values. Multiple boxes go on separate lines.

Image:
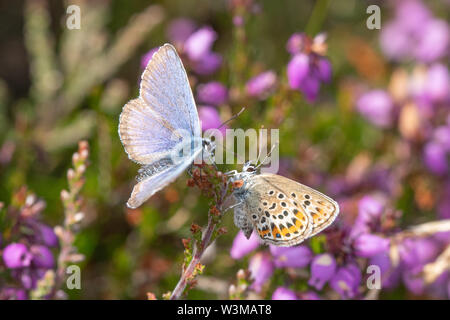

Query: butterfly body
left=119, top=44, right=213, bottom=209
left=231, top=171, right=339, bottom=246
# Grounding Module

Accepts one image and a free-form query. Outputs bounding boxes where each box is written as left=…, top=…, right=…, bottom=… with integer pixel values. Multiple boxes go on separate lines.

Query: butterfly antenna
left=255, top=140, right=278, bottom=171
left=253, top=125, right=265, bottom=166
left=218, top=107, right=246, bottom=129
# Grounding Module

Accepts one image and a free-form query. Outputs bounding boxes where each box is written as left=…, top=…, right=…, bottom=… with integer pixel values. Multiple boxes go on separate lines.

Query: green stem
left=305, top=0, right=331, bottom=36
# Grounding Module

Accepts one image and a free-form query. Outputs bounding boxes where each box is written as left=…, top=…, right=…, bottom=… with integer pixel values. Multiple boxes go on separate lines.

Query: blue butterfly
left=119, top=44, right=213, bottom=208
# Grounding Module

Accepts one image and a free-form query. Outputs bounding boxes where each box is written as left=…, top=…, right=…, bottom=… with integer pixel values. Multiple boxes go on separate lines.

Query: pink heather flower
left=287, top=53, right=332, bottom=103
left=232, top=15, right=244, bottom=27
left=0, top=288, right=27, bottom=300
left=414, top=19, right=449, bottom=63
left=286, top=32, right=332, bottom=102
left=249, top=252, right=274, bottom=293
left=184, top=27, right=217, bottom=61
left=380, top=0, right=449, bottom=62
left=287, top=54, right=310, bottom=90
left=380, top=21, right=411, bottom=61
left=399, top=238, right=441, bottom=273
left=196, top=82, right=228, bottom=106
left=32, top=223, right=59, bottom=247
left=356, top=90, right=394, bottom=128
left=269, top=245, right=312, bottom=269
left=424, top=64, right=449, bottom=103
left=308, top=254, right=337, bottom=290
left=272, top=287, right=298, bottom=300
left=286, top=33, right=306, bottom=55
left=198, top=106, right=226, bottom=135
left=2, top=243, right=32, bottom=269
left=330, top=263, right=361, bottom=299
left=30, top=245, right=55, bottom=269
left=230, top=230, right=260, bottom=259
left=166, top=18, right=196, bottom=44
left=191, top=52, right=222, bottom=75
left=353, top=234, right=390, bottom=258
left=369, top=252, right=401, bottom=289
left=402, top=270, right=426, bottom=296
left=350, top=196, right=385, bottom=238
left=423, top=142, right=448, bottom=175
left=245, top=71, right=277, bottom=100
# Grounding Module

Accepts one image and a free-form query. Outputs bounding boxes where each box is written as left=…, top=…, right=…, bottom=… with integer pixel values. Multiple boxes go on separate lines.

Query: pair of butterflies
left=118, top=44, right=339, bottom=247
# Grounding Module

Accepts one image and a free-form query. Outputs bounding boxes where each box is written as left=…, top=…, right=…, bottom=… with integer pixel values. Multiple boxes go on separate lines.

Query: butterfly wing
left=119, top=44, right=200, bottom=165
left=239, top=174, right=313, bottom=246
left=119, top=98, right=183, bottom=164
left=140, top=44, right=201, bottom=139
left=259, top=174, right=340, bottom=239
left=126, top=146, right=202, bottom=209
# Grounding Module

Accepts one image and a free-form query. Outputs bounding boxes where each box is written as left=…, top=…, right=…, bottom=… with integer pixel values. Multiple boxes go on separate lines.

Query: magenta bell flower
left=198, top=106, right=226, bottom=135
left=269, top=245, right=312, bottom=269
left=356, top=90, right=394, bottom=128
left=248, top=252, right=274, bottom=293
left=30, top=245, right=55, bottom=269
left=230, top=230, right=260, bottom=259
left=353, top=234, right=390, bottom=258
left=399, top=238, right=441, bottom=273
left=245, top=71, right=277, bottom=100
left=196, top=82, right=228, bottom=106
left=3, top=243, right=32, bottom=269
left=0, top=288, right=27, bottom=300
left=287, top=54, right=331, bottom=103
left=33, top=223, right=59, bottom=247
left=166, top=18, right=196, bottom=44
left=308, top=253, right=337, bottom=290
left=286, top=32, right=332, bottom=103
left=423, top=142, right=448, bottom=175
left=191, top=52, right=222, bottom=75
left=369, top=252, right=401, bottom=289
left=402, top=270, right=426, bottom=296
left=272, top=287, right=298, bottom=300
left=350, top=196, right=385, bottom=239
left=330, top=263, right=361, bottom=299
left=184, top=27, right=217, bottom=61
left=423, top=64, right=449, bottom=104
left=380, top=0, right=449, bottom=62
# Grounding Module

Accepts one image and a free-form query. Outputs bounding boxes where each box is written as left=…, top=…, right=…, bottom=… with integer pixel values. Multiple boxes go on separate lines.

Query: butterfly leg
left=187, top=165, right=194, bottom=178
left=225, top=199, right=244, bottom=212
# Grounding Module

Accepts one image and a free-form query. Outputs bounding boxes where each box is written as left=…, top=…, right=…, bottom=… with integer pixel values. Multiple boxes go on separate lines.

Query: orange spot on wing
left=294, top=219, right=303, bottom=229
left=272, top=226, right=281, bottom=238
left=280, top=227, right=291, bottom=236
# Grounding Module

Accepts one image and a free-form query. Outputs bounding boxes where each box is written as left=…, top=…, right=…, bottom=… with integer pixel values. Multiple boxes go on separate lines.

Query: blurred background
left=0, top=0, right=449, bottom=300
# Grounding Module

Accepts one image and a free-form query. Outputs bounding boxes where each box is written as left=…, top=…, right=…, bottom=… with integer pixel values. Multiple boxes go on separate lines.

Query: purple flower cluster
left=423, top=120, right=450, bottom=176
left=356, top=62, right=449, bottom=177
left=245, top=71, right=278, bottom=100
left=141, top=18, right=222, bottom=76
left=286, top=33, right=332, bottom=102
left=380, top=0, right=449, bottom=63
left=230, top=194, right=450, bottom=299
left=0, top=193, right=58, bottom=300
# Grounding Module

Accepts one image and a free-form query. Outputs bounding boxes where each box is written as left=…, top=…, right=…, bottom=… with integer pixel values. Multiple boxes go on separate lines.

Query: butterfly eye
left=232, top=180, right=244, bottom=189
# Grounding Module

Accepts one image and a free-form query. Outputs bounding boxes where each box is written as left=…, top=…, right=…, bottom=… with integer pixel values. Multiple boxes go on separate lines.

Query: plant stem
left=170, top=215, right=219, bottom=300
